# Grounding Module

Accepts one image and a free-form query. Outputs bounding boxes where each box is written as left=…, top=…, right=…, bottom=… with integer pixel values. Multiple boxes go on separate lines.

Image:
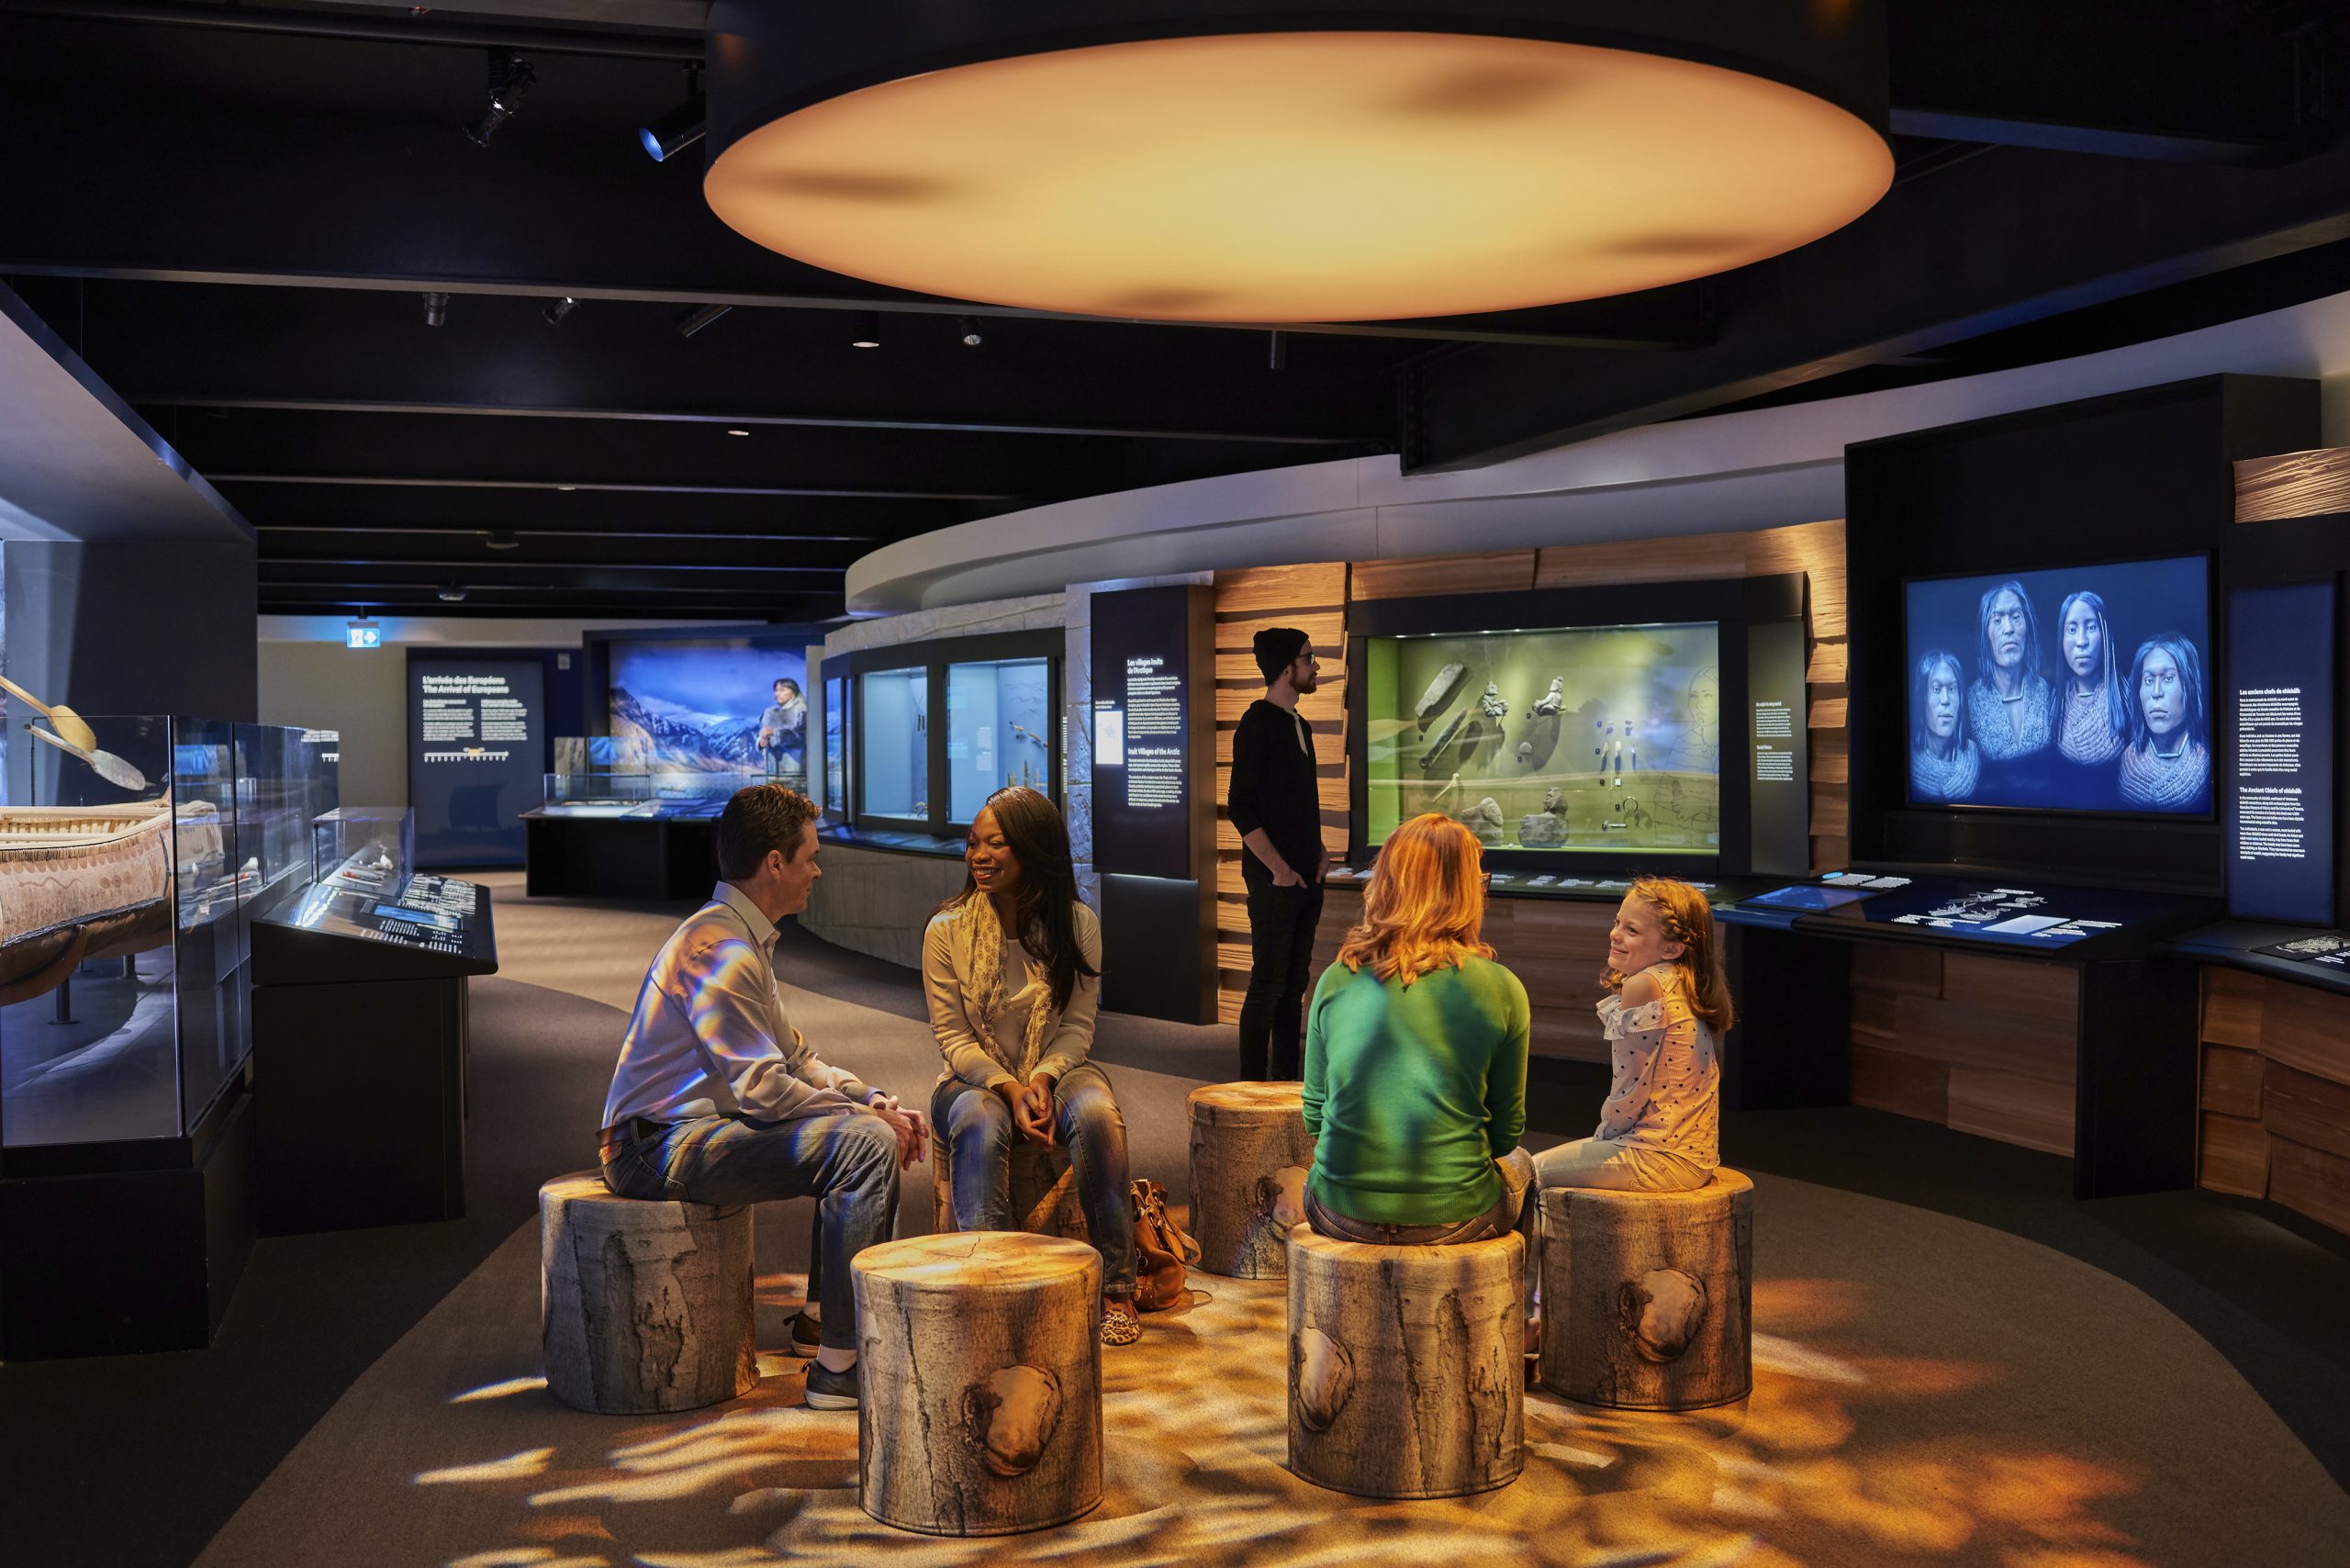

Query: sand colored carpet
left=184, top=877, right=2350, bottom=1566
left=193, top=1166, right=2350, bottom=1568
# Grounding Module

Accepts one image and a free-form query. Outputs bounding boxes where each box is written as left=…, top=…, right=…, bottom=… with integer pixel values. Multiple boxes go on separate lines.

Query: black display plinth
left=523, top=812, right=716, bottom=901
left=250, top=883, right=496, bottom=1234
left=0, top=1084, right=256, bottom=1360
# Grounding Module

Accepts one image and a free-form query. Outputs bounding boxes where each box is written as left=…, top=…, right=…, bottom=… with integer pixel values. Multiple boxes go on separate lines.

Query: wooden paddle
left=28, top=723, right=150, bottom=792
left=0, top=675, right=100, bottom=752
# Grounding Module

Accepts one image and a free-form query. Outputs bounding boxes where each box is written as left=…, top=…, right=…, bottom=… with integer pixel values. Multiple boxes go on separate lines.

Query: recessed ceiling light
left=849, top=309, right=882, bottom=349
left=726, top=428, right=751, bottom=436
left=703, top=14, right=1892, bottom=322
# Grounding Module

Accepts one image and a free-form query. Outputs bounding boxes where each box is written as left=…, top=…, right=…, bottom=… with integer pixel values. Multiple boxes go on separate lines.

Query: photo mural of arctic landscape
left=606, top=637, right=808, bottom=773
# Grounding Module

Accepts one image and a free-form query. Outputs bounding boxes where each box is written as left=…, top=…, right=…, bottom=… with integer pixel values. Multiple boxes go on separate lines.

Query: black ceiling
left=2, top=0, right=2348, bottom=622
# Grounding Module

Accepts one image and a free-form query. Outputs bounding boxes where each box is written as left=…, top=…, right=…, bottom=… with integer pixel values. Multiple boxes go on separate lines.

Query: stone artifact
left=855, top=1232, right=1103, bottom=1536
left=1478, top=682, right=1508, bottom=720
left=1286, top=1228, right=1525, bottom=1498
left=1530, top=677, right=1565, bottom=718
left=1536, top=1169, right=1753, bottom=1411
left=1517, top=812, right=1566, bottom=846
left=1413, top=664, right=1469, bottom=732
left=539, top=1171, right=756, bottom=1416
left=1541, top=786, right=1564, bottom=813
left=1418, top=708, right=1470, bottom=772
left=1460, top=797, right=1506, bottom=843
left=1188, top=1081, right=1315, bottom=1279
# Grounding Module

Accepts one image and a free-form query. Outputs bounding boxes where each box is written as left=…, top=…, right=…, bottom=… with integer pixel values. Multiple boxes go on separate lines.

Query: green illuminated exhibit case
left=1361, top=622, right=1722, bottom=857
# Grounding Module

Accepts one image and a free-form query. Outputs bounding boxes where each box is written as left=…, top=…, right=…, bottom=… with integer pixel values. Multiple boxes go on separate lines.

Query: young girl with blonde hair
left=1301, top=812, right=1532, bottom=1246
left=1538, top=876, right=1731, bottom=1193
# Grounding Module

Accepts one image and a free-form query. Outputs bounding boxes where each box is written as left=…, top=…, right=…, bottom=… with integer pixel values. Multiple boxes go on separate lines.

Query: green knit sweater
left=1302, top=954, right=1530, bottom=1226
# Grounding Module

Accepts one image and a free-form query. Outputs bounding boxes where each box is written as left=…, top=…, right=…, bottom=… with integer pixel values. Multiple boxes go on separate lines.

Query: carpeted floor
left=7, top=871, right=2350, bottom=1567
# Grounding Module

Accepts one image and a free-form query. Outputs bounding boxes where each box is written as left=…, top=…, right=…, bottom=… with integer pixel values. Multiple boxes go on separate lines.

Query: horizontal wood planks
left=2233, top=445, right=2350, bottom=523
left=2193, top=968, right=2350, bottom=1237
left=1848, top=945, right=2080, bottom=1157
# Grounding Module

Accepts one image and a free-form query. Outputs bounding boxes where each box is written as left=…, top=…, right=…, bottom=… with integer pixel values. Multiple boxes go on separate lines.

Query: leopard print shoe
left=1100, top=1298, right=1142, bottom=1347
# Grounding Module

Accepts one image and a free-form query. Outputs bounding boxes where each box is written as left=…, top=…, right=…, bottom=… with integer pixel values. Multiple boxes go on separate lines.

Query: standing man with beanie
left=1227, top=627, right=1326, bottom=1079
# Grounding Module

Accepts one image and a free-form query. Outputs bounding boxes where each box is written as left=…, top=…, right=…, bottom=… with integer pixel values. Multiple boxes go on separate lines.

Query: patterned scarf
left=2118, top=738, right=2210, bottom=810
left=2057, top=684, right=2125, bottom=766
left=1966, top=677, right=2053, bottom=761
left=954, top=892, right=1054, bottom=1081
left=1910, top=740, right=1981, bottom=802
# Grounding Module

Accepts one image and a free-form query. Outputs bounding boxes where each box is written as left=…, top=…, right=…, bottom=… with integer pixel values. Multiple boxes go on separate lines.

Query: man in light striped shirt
left=599, top=785, right=926, bottom=1409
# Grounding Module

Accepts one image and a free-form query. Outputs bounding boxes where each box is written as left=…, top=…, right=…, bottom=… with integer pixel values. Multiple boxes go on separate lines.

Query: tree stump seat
left=538, top=1170, right=756, bottom=1416
left=1537, top=1168, right=1754, bottom=1411
left=930, top=1133, right=1089, bottom=1241
left=1187, top=1081, right=1314, bottom=1278
left=1284, top=1227, right=1525, bottom=1499
left=853, top=1231, right=1103, bottom=1536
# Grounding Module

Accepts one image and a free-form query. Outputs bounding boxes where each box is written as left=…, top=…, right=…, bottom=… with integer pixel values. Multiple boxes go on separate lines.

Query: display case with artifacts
left=0, top=711, right=335, bottom=1357
left=946, top=655, right=1053, bottom=821
left=1362, top=622, right=1723, bottom=858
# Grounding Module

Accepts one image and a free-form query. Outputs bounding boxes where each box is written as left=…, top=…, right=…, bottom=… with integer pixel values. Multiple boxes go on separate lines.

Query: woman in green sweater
left=1302, top=812, right=1531, bottom=1245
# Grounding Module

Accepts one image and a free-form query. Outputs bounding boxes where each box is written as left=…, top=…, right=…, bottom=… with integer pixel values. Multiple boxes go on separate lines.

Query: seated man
left=599, top=784, right=926, bottom=1409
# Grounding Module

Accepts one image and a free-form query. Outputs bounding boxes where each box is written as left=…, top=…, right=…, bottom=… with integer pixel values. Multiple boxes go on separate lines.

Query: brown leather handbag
left=1128, top=1179, right=1201, bottom=1312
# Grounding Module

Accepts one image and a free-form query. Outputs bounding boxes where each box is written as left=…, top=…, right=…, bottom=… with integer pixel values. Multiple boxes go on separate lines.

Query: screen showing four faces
left=1903, top=556, right=2212, bottom=816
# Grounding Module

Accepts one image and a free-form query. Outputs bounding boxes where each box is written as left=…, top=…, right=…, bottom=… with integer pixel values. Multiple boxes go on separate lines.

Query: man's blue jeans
left=601, top=1108, right=900, bottom=1352
left=930, top=1064, right=1137, bottom=1297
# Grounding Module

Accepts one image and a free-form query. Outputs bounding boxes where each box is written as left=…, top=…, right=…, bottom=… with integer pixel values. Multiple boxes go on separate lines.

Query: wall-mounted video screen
left=1362, top=622, right=1722, bottom=855
left=1903, top=555, right=2212, bottom=815
left=606, top=636, right=807, bottom=783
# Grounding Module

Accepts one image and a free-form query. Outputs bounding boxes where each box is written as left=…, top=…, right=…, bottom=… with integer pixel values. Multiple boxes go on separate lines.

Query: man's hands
left=995, top=1074, right=1058, bottom=1145
left=866, top=1091, right=928, bottom=1170
left=1270, top=862, right=1304, bottom=888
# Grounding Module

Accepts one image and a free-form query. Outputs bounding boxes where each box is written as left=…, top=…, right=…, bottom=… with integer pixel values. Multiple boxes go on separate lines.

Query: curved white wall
left=849, top=286, right=2350, bottom=612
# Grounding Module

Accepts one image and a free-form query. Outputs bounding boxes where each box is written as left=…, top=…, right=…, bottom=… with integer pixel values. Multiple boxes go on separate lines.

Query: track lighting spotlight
left=422, top=291, right=450, bottom=327
left=957, top=316, right=983, bottom=347
left=464, top=50, right=535, bottom=148
left=543, top=296, right=577, bottom=327
left=640, top=91, right=707, bottom=162
left=851, top=310, right=882, bottom=349
left=1268, top=330, right=1286, bottom=370
left=438, top=586, right=469, bottom=603
left=676, top=302, right=732, bottom=337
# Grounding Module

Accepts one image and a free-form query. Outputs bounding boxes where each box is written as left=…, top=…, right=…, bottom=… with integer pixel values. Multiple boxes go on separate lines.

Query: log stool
left=1284, top=1228, right=1525, bottom=1499
left=538, top=1171, right=756, bottom=1415
left=1537, top=1168, right=1753, bottom=1411
left=853, top=1232, right=1103, bottom=1536
left=1187, top=1081, right=1314, bottom=1278
left=930, top=1137, right=1089, bottom=1241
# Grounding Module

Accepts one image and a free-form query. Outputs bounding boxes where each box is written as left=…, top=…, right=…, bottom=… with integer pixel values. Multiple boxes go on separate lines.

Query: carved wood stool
left=853, top=1231, right=1103, bottom=1536
left=1284, top=1227, right=1525, bottom=1498
left=1187, top=1081, right=1315, bottom=1278
left=538, top=1170, right=756, bottom=1415
left=1537, top=1168, right=1754, bottom=1410
left=930, top=1137, right=1089, bottom=1241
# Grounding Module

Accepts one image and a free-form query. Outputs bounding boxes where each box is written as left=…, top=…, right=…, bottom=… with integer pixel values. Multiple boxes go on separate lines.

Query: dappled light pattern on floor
left=409, top=1272, right=2166, bottom=1568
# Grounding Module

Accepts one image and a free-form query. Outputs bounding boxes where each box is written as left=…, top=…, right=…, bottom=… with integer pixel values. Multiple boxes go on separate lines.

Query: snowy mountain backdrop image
left=605, top=638, right=807, bottom=773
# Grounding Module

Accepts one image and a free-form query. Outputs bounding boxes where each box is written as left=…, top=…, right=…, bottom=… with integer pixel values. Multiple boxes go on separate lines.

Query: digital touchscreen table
left=1803, top=876, right=2203, bottom=951
left=1740, top=884, right=1872, bottom=913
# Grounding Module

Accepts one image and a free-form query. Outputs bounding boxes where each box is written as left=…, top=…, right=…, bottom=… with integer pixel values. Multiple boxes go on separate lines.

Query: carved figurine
left=1531, top=677, right=1565, bottom=718
left=1460, top=797, right=1506, bottom=843
left=1541, top=786, right=1564, bottom=813
left=1478, top=681, right=1507, bottom=720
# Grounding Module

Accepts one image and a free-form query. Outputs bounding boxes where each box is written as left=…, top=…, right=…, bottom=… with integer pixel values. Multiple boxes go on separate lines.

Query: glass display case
left=1361, top=622, right=1723, bottom=856
left=822, top=673, right=848, bottom=813
left=532, top=766, right=746, bottom=820
left=1, top=717, right=335, bottom=1151
left=269, top=802, right=494, bottom=965
left=858, top=666, right=929, bottom=822
left=312, top=805, right=414, bottom=886
left=946, top=655, right=1054, bottom=822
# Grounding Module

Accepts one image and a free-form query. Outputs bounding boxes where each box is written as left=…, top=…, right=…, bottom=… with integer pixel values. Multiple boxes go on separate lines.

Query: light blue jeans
left=931, top=1062, right=1137, bottom=1297
left=601, top=1108, right=901, bottom=1352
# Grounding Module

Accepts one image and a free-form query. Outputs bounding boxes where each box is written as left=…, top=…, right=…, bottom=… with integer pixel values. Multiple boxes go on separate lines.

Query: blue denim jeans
left=601, top=1109, right=900, bottom=1351
left=930, top=1062, right=1137, bottom=1297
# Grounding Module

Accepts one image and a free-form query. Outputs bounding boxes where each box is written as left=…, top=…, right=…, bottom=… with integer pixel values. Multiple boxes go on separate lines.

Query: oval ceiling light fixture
left=701, top=2, right=1893, bottom=323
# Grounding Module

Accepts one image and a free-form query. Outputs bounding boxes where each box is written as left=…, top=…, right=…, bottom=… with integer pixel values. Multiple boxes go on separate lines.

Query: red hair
left=1334, top=813, right=1494, bottom=986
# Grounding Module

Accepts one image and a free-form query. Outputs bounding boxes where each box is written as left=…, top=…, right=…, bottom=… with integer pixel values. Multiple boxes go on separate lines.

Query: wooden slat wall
left=1848, top=945, right=2080, bottom=1157
left=2232, top=445, right=2350, bottom=522
left=1212, top=564, right=1350, bottom=1024
left=2195, top=969, right=2350, bottom=1237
